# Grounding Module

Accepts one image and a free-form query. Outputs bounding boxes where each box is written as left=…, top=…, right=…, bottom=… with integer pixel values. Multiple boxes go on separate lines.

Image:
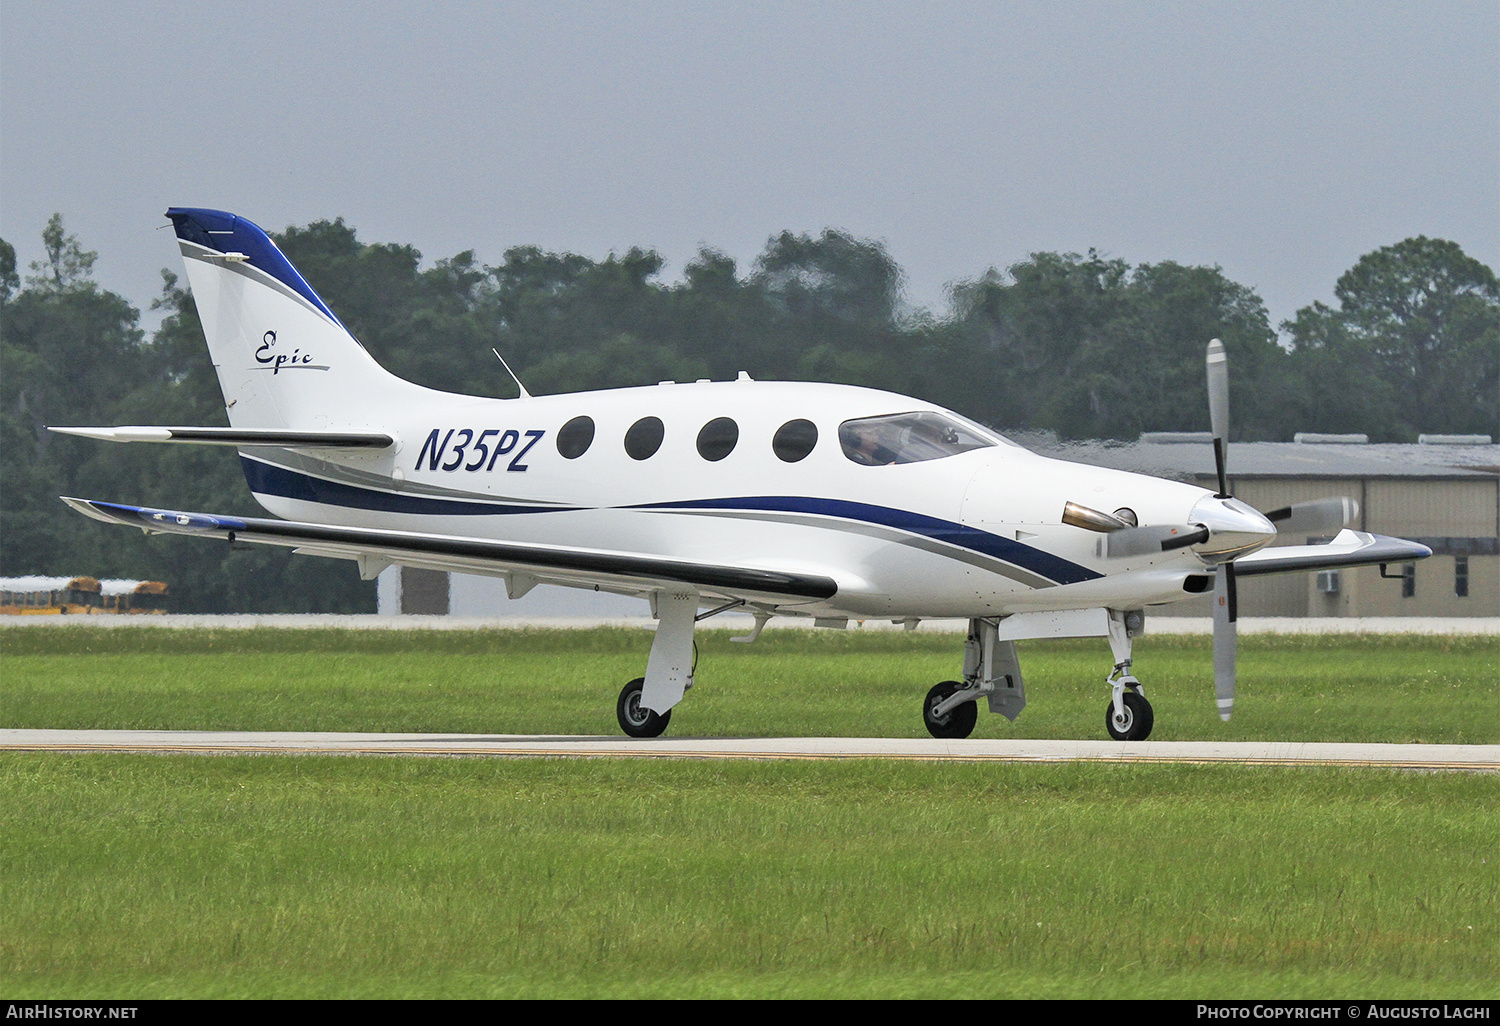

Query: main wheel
left=1105, top=690, right=1154, bottom=741
left=616, top=677, right=671, bottom=738
left=923, top=680, right=978, bottom=739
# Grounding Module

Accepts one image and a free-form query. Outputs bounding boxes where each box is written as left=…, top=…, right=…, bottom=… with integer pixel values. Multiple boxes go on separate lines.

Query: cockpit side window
left=838, top=412, right=996, bottom=466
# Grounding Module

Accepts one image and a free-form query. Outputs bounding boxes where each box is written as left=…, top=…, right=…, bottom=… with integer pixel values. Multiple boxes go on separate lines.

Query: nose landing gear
left=1105, top=665, right=1154, bottom=741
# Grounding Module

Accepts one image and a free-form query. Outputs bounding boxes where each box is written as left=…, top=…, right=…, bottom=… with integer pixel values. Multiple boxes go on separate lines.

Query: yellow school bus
left=0, top=577, right=168, bottom=614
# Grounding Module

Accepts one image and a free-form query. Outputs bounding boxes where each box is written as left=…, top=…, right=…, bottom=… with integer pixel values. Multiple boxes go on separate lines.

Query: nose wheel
left=1105, top=688, right=1153, bottom=741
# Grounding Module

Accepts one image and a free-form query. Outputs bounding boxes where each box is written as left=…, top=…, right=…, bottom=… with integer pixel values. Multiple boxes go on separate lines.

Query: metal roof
left=1011, top=433, right=1500, bottom=482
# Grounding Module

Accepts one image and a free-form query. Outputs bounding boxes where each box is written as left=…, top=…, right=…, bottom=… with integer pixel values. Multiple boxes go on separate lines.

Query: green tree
left=751, top=229, right=905, bottom=329
left=26, top=212, right=98, bottom=292
left=0, top=237, right=18, bottom=305
left=950, top=252, right=1284, bottom=439
left=273, top=219, right=506, bottom=397
left=1284, top=237, right=1499, bottom=438
left=0, top=216, right=375, bottom=612
left=2, top=216, right=149, bottom=577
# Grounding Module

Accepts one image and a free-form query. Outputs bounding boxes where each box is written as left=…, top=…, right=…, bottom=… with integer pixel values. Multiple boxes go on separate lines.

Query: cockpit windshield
left=838, top=412, right=998, bottom=466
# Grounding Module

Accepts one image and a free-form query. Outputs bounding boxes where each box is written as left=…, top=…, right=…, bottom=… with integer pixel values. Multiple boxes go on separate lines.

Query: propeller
left=1063, top=339, right=1364, bottom=722
left=1199, top=341, right=1356, bottom=719
left=1066, top=342, right=1356, bottom=721
left=1213, top=556, right=1237, bottom=720
left=1204, top=338, right=1239, bottom=720
left=1263, top=497, right=1360, bottom=535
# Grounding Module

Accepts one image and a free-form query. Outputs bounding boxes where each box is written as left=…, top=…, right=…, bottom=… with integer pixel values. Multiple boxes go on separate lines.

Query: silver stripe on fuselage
left=645, top=508, right=1058, bottom=589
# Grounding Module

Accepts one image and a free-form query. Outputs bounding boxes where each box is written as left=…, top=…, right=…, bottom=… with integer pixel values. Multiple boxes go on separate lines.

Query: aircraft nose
left=1188, top=495, right=1277, bottom=560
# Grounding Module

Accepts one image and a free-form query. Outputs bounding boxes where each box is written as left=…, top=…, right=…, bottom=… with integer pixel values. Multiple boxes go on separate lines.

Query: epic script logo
left=254, top=330, right=328, bottom=374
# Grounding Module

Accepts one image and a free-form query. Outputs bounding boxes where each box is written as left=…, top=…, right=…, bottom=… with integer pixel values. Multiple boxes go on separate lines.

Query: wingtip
left=59, top=496, right=115, bottom=524
left=50, top=426, right=173, bottom=443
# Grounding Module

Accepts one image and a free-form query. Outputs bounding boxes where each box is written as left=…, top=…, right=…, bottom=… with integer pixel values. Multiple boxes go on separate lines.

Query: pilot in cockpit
left=845, top=423, right=897, bottom=466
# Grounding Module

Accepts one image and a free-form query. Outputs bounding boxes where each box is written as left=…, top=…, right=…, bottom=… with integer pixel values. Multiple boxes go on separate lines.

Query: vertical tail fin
left=166, top=208, right=412, bottom=430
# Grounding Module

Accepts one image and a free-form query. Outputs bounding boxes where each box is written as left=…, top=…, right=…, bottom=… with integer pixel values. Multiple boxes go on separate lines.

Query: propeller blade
left=1212, top=562, right=1238, bottom=721
left=1264, top=497, right=1359, bottom=535
left=1160, top=526, right=1212, bottom=551
left=1206, top=338, right=1230, bottom=497
left=1103, top=523, right=1208, bottom=558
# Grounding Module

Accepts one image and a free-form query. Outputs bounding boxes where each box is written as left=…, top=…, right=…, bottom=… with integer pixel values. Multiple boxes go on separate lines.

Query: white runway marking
left=1, top=730, right=1494, bottom=771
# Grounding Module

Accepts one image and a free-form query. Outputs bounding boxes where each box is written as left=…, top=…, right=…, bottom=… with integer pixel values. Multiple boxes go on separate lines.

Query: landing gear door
left=986, top=640, right=1025, bottom=720
left=964, top=618, right=1026, bottom=721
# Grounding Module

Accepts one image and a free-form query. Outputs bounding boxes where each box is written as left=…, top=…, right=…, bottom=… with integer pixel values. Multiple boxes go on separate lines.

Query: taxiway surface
left=2, top=729, right=1494, bottom=770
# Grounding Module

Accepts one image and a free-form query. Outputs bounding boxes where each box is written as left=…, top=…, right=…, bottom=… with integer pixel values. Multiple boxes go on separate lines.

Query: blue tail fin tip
left=164, top=207, right=343, bottom=327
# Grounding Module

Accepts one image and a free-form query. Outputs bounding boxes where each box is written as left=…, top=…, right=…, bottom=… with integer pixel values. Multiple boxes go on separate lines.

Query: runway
left=2, top=729, right=1494, bottom=770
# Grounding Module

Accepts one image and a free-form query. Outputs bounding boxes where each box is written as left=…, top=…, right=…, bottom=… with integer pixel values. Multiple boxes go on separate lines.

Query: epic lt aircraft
left=53, top=209, right=1431, bottom=740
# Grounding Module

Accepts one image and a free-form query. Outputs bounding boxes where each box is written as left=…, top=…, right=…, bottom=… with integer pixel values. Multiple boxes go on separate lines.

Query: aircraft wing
left=61, top=498, right=839, bottom=604
left=49, top=426, right=394, bottom=448
left=1231, top=529, right=1432, bottom=577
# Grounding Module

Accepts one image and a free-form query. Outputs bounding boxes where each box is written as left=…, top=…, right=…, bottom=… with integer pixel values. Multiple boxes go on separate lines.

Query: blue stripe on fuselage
left=240, top=458, right=1099, bottom=586
left=240, top=457, right=568, bottom=517
left=634, top=496, right=1103, bottom=586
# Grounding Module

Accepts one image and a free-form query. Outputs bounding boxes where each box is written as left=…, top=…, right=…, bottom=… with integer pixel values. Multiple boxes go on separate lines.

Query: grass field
left=2, top=626, right=1496, bottom=742
left=2, top=626, right=1496, bottom=998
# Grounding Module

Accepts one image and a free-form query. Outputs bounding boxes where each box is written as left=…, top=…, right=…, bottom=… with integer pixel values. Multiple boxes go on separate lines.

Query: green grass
left=1, top=627, right=1496, bottom=997
left=2, top=755, right=1495, bottom=998
left=1, top=627, right=1495, bottom=743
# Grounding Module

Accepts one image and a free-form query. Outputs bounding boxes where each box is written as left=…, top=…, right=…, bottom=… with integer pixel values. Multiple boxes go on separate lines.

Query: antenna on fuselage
left=491, top=348, right=532, bottom=400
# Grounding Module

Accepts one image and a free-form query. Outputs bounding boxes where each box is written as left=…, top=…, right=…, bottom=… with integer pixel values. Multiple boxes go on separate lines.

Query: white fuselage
left=164, top=208, right=1269, bottom=622
left=241, top=378, right=1235, bottom=619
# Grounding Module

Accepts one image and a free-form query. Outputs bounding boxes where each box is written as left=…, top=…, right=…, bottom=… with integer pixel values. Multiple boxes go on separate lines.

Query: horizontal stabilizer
left=59, top=497, right=839, bottom=604
left=49, top=426, right=394, bottom=448
left=1232, top=529, right=1431, bottom=577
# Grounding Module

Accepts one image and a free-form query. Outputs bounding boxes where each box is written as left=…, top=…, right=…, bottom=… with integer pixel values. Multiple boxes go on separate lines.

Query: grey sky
left=3, top=1, right=1496, bottom=337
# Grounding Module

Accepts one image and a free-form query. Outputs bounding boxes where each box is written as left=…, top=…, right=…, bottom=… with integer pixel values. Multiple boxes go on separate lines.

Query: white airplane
left=53, top=208, right=1431, bottom=740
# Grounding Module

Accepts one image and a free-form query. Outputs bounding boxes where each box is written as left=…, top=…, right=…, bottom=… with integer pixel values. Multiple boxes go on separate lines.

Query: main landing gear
left=612, top=588, right=706, bottom=739
left=918, top=610, right=1155, bottom=742
left=923, top=681, right=978, bottom=739
left=617, top=677, right=670, bottom=738
left=920, top=618, right=1026, bottom=740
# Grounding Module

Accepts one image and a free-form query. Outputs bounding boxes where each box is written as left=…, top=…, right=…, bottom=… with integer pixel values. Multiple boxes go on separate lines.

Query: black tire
left=1105, top=690, right=1154, bottom=741
left=616, top=677, right=671, bottom=738
left=923, top=680, right=978, bottom=739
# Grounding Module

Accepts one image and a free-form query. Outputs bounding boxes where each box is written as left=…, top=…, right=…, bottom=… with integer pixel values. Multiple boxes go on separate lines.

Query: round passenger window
left=624, top=416, right=665, bottom=460
left=772, top=419, right=818, bottom=462
left=556, top=416, right=595, bottom=459
left=696, top=417, right=739, bottom=461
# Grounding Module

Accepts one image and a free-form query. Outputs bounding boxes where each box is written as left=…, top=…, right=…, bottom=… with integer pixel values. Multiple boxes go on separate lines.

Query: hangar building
left=1025, top=433, right=1498, bottom=618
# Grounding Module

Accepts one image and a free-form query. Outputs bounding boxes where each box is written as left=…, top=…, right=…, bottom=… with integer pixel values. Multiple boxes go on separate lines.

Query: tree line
left=2, top=214, right=1495, bottom=612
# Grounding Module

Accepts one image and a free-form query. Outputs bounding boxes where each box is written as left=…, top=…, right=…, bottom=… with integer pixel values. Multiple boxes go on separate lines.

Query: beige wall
left=1365, top=480, right=1498, bottom=537
left=1150, top=475, right=1497, bottom=618
left=1340, top=556, right=1498, bottom=617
